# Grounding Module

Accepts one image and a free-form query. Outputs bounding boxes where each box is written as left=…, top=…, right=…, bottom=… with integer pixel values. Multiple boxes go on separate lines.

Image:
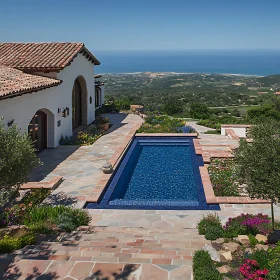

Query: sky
left=1, top=0, right=280, bottom=52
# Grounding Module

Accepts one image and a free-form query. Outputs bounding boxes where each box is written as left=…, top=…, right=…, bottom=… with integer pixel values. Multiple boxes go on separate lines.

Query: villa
left=0, top=42, right=105, bottom=151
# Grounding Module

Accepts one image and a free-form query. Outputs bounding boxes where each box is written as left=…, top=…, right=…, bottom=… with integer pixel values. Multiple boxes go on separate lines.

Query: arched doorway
left=72, top=76, right=88, bottom=131
left=72, top=79, right=82, bottom=129
left=28, top=110, right=47, bottom=152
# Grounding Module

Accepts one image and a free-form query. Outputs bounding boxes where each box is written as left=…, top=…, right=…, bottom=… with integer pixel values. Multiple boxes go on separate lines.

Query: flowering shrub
left=239, top=259, right=269, bottom=280
left=59, top=128, right=104, bottom=145
left=208, top=159, right=239, bottom=196
left=181, top=125, right=196, bottom=133
left=224, top=213, right=272, bottom=238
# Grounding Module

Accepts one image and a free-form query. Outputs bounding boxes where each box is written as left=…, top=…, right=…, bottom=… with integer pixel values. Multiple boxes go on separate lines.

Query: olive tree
left=235, top=120, right=280, bottom=229
left=0, top=118, right=41, bottom=207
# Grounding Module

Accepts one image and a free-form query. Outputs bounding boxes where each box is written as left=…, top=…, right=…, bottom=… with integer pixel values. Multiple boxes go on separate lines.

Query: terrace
left=1, top=113, right=280, bottom=279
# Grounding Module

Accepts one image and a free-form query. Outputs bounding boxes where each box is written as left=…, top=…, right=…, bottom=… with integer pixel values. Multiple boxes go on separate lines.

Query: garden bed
left=194, top=213, right=280, bottom=280
left=0, top=188, right=91, bottom=254
left=137, top=115, right=196, bottom=133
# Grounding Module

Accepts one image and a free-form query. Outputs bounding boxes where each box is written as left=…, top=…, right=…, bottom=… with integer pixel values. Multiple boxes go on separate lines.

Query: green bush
left=0, top=233, right=35, bottom=254
left=205, top=225, right=224, bottom=241
left=23, top=205, right=91, bottom=231
left=28, top=222, right=55, bottom=235
left=197, top=213, right=223, bottom=236
left=193, top=250, right=222, bottom=280
left=268, top=266, right=280, bottom=280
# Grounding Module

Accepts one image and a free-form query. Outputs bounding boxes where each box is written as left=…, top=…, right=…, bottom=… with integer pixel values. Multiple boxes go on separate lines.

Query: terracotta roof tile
left=0, top=64, right=61, bottom=99
left=0, top=42, right=100, bottom=71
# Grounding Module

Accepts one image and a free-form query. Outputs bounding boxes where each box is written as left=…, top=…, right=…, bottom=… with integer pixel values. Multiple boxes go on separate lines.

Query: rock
left=222, top=242, right=240, bottom=253
left=255, top=244, right=269, bottom=251
left=219, top=250, right=232, bottom=261
left=255, top=234, right=268, bottom=243
left=203, top=244, right=220, bottom=262
left=213, top=238, right=224, bottom=244
left=237, top=235, right=250, bottom=245
left=217, top=265, right=232, bottom=274
left=245, top=248, right=253, bottom=254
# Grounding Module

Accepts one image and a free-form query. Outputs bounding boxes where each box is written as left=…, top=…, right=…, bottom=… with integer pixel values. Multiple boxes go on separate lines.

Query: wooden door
left=28, top=111, right=47, bottom=151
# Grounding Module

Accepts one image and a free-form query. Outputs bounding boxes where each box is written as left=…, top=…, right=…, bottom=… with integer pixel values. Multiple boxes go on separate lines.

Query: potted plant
left=95, top=115, right=110, bottom=131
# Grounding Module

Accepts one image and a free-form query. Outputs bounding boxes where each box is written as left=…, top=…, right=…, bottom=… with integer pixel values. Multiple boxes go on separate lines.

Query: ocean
left=93, top=50, right=280, bottom=76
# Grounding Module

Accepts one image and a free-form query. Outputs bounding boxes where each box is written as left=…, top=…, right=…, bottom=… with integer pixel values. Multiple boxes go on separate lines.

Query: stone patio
left=2, top=117, right=280, bottom=279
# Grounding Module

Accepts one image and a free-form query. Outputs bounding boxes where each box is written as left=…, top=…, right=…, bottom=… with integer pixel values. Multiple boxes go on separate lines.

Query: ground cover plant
left=137, top=115, right=196, bottom=133
left=59, top=127, right=104, bottom=145
left=208, top=159, right=239, bottom=197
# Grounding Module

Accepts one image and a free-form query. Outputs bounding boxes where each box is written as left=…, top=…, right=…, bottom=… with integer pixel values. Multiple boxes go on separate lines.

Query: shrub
left=205, top=225, right=224, bottom=241
left=0, top=118, right=41, bottom=208
left=208, top=159, right=239, bottom=196
left=193, top=250, right=222, bottom=280
left=60, top=127, right=104, bottom=145
left=0, top=233, right=35, bottom=254
left=268, top=267, right=280, bottom=280
left=223, top=213, right=272, bottom=238
left=197, top=213, right=223, bottom=240
left=239, top=259, right=269, bottom=280
left=268, top=241, right=280, bottom=269
left=23, top=205, right=91, bottom=231
left=95, top=115, right=109, bottom=124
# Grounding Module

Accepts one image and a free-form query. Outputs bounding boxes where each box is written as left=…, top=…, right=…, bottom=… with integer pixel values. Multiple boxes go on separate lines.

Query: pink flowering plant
left=239, top=259, right=269, bottom=280
left=208, top=158, right=239, bottom=196
left=224, top=213, right=272, bottom=238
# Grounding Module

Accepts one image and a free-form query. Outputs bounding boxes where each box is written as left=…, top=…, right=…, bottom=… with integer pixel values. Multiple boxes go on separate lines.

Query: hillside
left=100, top=73, right=278, bottom=108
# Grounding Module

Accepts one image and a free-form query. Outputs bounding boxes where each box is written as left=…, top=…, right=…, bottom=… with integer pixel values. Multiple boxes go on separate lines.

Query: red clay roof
left=0, top=64, right=61, bottom=99
left=0, top=42, right=100, bottom=71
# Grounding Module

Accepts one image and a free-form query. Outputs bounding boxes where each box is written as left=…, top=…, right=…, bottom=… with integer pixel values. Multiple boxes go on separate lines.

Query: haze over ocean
left=94, top=50, right=280, bottom=76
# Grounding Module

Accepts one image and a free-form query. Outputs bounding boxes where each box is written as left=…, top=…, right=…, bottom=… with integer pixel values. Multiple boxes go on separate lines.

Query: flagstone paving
left=29, top=113, right=143, bottom=208
left=3, top=118, right=280, bottom=279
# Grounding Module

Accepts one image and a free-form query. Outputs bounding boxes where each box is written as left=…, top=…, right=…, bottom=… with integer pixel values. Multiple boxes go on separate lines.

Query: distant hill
left=257, top=75, right=280, bottom=88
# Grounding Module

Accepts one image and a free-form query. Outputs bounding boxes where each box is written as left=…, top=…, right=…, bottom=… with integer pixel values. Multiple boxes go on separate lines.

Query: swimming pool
left=86, top=136, right=219, bottom=210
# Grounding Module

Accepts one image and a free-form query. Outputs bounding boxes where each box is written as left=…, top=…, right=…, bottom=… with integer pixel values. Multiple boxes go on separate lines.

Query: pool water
left=86, top=137, right=219, bottom=210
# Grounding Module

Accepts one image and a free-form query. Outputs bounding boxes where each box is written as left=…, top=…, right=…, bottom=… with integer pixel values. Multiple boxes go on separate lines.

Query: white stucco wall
left=221, top=127, right=247, bottom=138
left=0, top=53, right=98, bottom=148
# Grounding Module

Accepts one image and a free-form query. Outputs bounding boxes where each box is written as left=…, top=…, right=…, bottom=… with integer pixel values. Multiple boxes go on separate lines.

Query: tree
left=164, top=99, right=183, bottom=116
left=234, top=120, right=280, bottom=229
left=0, top=118, right=41, bottom=207
left=189, top=102, right=211, bottom=119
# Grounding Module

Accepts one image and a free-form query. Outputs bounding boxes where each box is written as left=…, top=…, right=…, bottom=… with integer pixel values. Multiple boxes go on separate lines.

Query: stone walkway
left=29, top=113, right=143, bottom=208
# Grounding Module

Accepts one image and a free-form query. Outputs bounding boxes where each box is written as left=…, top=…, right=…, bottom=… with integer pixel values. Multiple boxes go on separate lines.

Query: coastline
left=98, top=71, right=263, bottom=77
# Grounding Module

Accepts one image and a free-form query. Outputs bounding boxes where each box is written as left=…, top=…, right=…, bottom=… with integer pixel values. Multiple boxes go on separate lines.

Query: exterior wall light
left=90, top=96, right=92, bottom=104
left=58, top=108, right=61, bottom=113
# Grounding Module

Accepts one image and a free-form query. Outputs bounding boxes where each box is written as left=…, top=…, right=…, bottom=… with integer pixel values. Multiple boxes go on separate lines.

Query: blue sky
left=1, top=0, right=280, bottom=51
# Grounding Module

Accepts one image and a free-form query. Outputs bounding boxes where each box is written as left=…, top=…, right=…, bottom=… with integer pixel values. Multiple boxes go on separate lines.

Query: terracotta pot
left=96, top=123, right=109, bottom=131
